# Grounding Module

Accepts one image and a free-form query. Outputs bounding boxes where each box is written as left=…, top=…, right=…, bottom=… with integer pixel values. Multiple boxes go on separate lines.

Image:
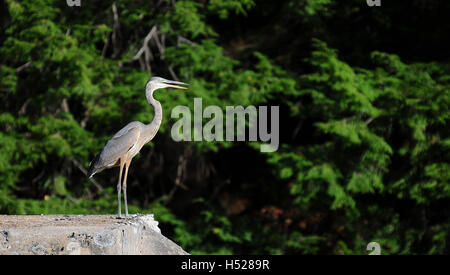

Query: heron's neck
left=144, top=88, right=162, bottom=141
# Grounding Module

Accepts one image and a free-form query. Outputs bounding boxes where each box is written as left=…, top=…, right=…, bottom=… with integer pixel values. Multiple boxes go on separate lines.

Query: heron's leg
left=117, top=160, right=125, bottom=218
left=122, top=159, right=131, bottom=217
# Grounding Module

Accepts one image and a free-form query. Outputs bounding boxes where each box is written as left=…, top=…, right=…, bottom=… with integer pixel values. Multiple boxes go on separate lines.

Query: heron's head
left=145, top=76, right=188, bottom=92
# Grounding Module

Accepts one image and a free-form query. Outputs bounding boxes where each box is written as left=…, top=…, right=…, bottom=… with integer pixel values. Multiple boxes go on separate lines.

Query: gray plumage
left=88, top=77, right=188, bottom=217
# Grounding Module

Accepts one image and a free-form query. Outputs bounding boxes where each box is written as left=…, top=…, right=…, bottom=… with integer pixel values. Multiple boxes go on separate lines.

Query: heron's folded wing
left=98, top=125, right=141, bottom=166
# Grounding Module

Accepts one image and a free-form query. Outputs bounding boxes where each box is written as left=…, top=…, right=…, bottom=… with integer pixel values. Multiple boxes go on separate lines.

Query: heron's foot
left=115, top=214, right=132, bottom=219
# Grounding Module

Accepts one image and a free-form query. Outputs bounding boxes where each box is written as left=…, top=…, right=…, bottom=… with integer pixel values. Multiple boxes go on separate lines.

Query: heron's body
left=87, top=77, right=188, bottom=217
left=88, top=121, right=143, bottom=175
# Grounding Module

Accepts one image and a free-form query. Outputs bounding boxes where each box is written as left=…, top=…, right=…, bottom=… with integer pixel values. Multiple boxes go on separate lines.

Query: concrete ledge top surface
left=0, top=214, right=188, bottom=255
left=1, top=214, right=152, bottom=228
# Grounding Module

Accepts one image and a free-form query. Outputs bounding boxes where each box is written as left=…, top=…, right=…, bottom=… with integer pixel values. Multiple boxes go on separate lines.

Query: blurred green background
left=0, top=0, right=449, bottom=254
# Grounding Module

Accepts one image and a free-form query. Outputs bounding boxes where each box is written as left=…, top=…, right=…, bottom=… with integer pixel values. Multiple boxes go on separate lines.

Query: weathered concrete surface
left=0, top=214, right=188, bottom=255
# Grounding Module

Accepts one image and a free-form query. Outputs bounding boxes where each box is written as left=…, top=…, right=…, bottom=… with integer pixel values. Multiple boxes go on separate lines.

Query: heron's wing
left=97, top=124, right=141, bottom=167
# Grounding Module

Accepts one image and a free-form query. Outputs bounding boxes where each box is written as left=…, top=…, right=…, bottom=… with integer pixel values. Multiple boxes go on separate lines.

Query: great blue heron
left=87, top=77, right=188, bottom=217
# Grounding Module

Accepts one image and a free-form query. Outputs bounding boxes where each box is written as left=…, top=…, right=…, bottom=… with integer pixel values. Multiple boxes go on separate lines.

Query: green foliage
left=1, top=0, right=449, bottom=255
left=207, top=0, right=255, bottom=19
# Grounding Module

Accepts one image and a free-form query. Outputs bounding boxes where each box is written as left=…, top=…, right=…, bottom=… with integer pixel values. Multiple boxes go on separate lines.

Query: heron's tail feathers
left=87, top=154, right=100, bottom=179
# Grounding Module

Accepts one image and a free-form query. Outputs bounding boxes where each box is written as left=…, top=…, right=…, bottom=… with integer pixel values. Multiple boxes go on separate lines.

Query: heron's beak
left=163, top=80, right=189, bottom=90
